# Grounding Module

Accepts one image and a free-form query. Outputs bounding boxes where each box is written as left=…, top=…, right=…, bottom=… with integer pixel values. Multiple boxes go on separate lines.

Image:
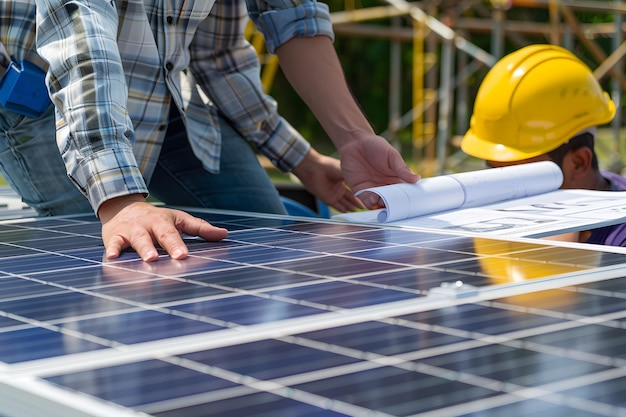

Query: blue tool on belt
left=0, top=60, right=51, bottom=118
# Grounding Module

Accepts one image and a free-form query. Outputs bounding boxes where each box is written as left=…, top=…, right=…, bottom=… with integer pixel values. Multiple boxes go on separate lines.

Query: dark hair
left=546, top=132, right=598, bottom=170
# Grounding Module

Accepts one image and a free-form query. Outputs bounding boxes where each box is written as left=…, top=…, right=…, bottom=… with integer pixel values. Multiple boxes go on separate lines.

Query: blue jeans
left=0, top=104, right=287, bottom=216
left=149, top=106, right=287, bottom=214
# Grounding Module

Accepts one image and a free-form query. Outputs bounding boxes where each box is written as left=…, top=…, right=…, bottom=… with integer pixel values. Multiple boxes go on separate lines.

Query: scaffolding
left=249, top=0, right=626, bottom=175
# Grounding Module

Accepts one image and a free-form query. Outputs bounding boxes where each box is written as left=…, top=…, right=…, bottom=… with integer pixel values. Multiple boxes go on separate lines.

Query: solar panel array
left=0, top=210, right=625, bottom=417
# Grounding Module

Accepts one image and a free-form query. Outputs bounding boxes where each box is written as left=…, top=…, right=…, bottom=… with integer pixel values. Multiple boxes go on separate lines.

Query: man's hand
left=291, top=149, right=365, bottom=213
left=338, top=134, right=420, bottom=208
left=98, top=195, right=228, bottom=261
left=275, top=37, right=419, bottom=209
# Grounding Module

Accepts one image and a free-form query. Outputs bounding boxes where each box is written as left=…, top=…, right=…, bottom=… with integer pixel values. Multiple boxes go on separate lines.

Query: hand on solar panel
left=98, top=194, right=228, bottom=262
left=291, top=148, right=365, bottom=213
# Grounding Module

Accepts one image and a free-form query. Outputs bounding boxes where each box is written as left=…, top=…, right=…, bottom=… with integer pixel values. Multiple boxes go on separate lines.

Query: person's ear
left=564, top=147, right=593, bottom=179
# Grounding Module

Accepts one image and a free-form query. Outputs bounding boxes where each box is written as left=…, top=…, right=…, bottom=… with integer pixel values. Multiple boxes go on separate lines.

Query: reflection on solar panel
left=1, top=210, right=626, bottom=417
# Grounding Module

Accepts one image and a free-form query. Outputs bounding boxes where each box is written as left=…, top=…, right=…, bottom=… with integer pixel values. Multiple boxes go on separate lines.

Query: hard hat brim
left=460, top=129, right=549, bottom=162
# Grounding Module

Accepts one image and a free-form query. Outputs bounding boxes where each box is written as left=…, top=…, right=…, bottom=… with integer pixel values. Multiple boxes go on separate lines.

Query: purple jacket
left=585, top=170, right=626, bottom=246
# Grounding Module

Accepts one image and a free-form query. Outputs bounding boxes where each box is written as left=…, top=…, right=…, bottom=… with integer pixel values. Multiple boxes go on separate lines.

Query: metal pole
left=436, top=38, right=455, bottom=174
left=491, top=8, right=505, bottom=59
left=612, top=0, right=623, bottom=171
left=388, top=16, right=402, bottom=150
left=455, top=48, right=469, bottom=137
left=383, top=0, right=497, bottom=67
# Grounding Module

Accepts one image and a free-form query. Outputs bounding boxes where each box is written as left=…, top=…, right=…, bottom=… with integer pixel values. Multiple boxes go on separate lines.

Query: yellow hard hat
left=461, top=44, right=616, bottom=162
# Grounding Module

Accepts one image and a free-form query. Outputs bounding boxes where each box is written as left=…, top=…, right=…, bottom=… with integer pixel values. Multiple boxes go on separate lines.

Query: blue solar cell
left=347, top=228, right=464, bottom=245
left=291, top=366, right=499, bottom=415
left=0, top=252, right=97, bottom=274
left=0, top=290, right=138, bottom=322
left=399, top=303, right=568, bottom=335
left=192, top=244, right=318, bottom=264
left=180, top=339, right=361, bottom=380
left=184, top=266, right=321, bottom=290
left=66, top=309, right=225, bottom=344
left=92, top=278, right=229, bottom=304
left=172, top=295, right=324, bottom=325
left=296, top=321, right=470, bottom=356
left=149, top=392, right=352, bottom=417
left=0, top=276, right=67, bottom=298
left=0, top=326, right=106, bottom=363
left=353, top=267, right=488, bottom=292
left=268, top=255, right=408, bottom=278
left=47, top=359, right=239, bottom=408
left=266, top=280, right=418, bottom=308
left=420, top=343, right=612, bottom=386
left=521, top=324, right=626, bottom=359
left=456, top=399, right=611, bottom=417
left=353, top=244, right=477, bottom=265
left=561, top=376, right=626, bottom=409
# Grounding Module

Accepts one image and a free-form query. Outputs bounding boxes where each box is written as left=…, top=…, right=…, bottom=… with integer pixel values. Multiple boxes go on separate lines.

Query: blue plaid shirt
left=8, top=0, right=333, bottom=213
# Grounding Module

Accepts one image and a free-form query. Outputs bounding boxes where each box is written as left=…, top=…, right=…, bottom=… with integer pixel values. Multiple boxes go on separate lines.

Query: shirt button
left=158, top=124, right=166, bottom=131
left=165, top=62, right=174, bottom=71
left=166, top=16, right=173, bottom=24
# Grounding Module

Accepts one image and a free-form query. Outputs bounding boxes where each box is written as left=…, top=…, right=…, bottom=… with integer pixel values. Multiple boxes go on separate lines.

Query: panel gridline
left=0, top=211, right=625, bottom=417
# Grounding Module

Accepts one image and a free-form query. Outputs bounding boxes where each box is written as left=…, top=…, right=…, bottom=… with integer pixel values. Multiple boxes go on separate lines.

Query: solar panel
left=0, top=210, right=625, bottom=417
left=0, top=186, right=36, bottom=220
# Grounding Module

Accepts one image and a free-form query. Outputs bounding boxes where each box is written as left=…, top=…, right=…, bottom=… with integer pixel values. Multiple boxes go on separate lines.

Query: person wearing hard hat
left=460, top=44, right=626, bottom=246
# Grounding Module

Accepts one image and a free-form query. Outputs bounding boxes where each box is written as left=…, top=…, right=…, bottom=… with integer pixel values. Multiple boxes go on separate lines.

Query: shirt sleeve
left=189, top=2, right=310, bottom=172
left=34, top=0, right=147, bottom=214
left=245, top=0, right=334, bottom=54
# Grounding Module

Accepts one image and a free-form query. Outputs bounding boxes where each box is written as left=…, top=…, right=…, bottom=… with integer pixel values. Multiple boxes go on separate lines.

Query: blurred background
left=249, top=0, right=626, bottom=181
left=4, top=1, right=624, bottom=217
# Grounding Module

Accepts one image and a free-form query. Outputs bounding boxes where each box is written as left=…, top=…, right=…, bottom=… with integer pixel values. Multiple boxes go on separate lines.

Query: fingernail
left=143, top=250, right=159, bottom=262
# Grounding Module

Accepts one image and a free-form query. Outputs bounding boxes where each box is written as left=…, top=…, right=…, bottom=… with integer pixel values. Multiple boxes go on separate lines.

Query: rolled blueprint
left=355, top=161, right=564, bottom=223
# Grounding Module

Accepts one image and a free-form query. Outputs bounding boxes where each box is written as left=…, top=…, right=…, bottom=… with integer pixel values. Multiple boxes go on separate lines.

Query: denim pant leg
left=149, top=110, right=287, bottom=215
left=0, top=106, right=92, bottom=216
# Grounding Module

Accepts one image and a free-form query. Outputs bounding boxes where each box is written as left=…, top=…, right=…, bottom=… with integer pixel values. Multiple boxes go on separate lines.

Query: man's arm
left=35, top=0, right=145, bottom=209
left=189, top=1, right=362, bottom=212
left=277, top=37, right=419, bottom=204
left=248, top=1, right=419, bottom=203
left=35, top=0, right=228, bottom=261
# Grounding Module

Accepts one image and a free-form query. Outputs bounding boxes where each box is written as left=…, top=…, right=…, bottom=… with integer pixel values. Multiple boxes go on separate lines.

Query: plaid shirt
left=11, top=0, right=333, bottom=212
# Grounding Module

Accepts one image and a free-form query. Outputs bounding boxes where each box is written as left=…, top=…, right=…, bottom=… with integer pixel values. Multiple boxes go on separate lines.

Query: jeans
left=149, top=105, right=287, bottom=214
left=0, top=104, right=287, bottom=216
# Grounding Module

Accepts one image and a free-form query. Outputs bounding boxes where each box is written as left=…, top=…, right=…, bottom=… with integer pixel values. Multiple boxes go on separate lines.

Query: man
left=0, top=3, right=358, bottom=217
left=3, top=0, right=419, bottom=261
left=461, top=44, right=626, bottom=246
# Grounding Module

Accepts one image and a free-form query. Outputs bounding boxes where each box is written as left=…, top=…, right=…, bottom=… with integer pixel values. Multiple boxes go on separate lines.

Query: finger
left=176, top=214, right=229, bottom=241
left=389, top=153, right=420, bottom=183
left=356, top=191, right=383, bottom=209
left=197, top=219, right=229, bottom=241
left=345, top=192, right=366, bottom=211
left=131, top=229, right=162, bottom=261
left=105, top=229, right=160, bottom=262
left=332, top=195, right=359, bottom=213
left=104, top=234, right=127, bottom=260
left=152, top=224, right=188, bottom=261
